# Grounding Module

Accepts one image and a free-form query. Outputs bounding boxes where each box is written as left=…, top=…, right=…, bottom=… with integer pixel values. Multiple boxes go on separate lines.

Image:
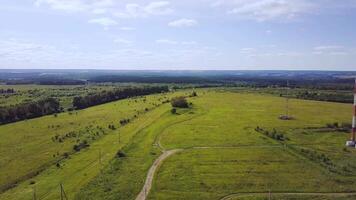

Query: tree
left=171, top=96, right=189, bottom=108
left=190, top=91, right=197, bottom=97
left=72, top=86, right=169, bottom=110
left=0, top=98, right=60, bottom=125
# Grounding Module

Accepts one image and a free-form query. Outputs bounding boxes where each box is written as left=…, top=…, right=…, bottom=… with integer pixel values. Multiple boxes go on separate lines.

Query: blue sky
left=0, top=0, right=356, bottom=70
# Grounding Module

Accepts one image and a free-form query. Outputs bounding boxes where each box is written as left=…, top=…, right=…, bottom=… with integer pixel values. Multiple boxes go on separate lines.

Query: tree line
left=0, top=88, right=15, bottom=94
left=0, top=98, right=60, bottom=124
left=73, top=86, right=169, bottom=109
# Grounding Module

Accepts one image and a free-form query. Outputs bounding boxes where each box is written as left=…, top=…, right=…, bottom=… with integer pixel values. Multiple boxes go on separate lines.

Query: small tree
left=171, top=96, right=189, bottom=108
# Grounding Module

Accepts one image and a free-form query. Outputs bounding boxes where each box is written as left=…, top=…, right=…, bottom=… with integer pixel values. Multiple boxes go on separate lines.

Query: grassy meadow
left=1, top=88, right=356, bottom=200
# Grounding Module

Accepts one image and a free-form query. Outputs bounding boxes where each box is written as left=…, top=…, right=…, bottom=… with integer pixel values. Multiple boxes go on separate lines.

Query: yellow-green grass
left=75, top=107, right=201, bottom=200
left=2, top=89, right=356, bottom=200
left=0, top=102, right=170, bottom=200
left=149, top=91, right=356, bottom=199
left=0, top=91, right=181, bottom=194
left=149, top=148, right=356, bottom=200
left=160, top=91, right=351, bottom=149
left=227, top=194, right=356, bottom=200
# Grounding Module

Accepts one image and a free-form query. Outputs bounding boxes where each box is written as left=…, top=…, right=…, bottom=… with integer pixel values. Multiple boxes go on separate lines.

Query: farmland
left=1, top=87, right=356, bottom=200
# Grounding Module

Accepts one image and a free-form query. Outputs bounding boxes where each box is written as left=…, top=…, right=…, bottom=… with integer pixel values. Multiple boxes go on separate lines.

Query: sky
left=0, top=0, right=356, bottom=70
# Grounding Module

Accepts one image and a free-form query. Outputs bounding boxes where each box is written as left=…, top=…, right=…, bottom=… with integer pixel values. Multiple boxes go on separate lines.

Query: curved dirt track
left=135, top=149, right=182, bottom=200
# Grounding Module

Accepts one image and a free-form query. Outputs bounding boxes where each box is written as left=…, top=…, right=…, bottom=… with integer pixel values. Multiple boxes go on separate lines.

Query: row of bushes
left=255, top=127, right=288, bottom=141
left=296, top=91, right=353, bottom=104
left=0, top=88, right=15, bottom=94
left=300, top=148, right=333, bottom=166
left=73, top=86, right=168, bottom=109
left=0, top=98, right=60, bottom=124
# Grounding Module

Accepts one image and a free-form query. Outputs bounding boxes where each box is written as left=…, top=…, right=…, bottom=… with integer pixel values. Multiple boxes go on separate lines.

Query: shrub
left=171, top=96, right=189, bottom=108
left=190, top=91, right=197, bottom=97
left=73, top=140, right=89, bottom=152
left=171, top=108, right=177, bottom=114
left=116, top=150, right=126, bottom=158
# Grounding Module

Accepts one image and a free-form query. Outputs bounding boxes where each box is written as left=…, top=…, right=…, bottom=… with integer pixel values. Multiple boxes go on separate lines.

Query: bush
left=73, top=140, right=89, bottom=152
left=171, top=108, right=177, bottom=114
left=190, top=91, right=197, bottom=97
left=116, top=150, right=126, bottom=158
left=171, top=96, right=189, bottom=108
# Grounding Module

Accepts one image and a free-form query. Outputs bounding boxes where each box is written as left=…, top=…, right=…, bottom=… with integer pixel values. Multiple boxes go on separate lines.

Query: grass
left=150, top=148, right=356, bottom=200
left=75, top=107, right=200, bottom=200
left=1, top=88, right=356, bottom=200
left=227, top=194, right=356, bottom=200
left=0, top=102, right=170, bottom=200
left=0, top=89, right=191, bottom=196
left=149, top=91, right=356, bottom=199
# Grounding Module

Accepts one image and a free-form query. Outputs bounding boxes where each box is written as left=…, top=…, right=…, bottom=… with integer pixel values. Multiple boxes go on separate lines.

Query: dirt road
left=135, top=149, right=182, bottom=200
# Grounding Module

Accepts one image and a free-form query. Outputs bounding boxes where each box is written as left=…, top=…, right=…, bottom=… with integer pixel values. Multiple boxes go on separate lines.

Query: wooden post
left=269, top=189, right=271, bottom=200
left=60, top=183, right=68, bottom=200
left=99, top=149, right=102, bottom=166
left=33, top=186, right=37, bottom=200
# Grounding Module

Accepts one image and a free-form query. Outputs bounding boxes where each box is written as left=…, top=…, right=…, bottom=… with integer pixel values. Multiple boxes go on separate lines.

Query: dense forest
left=0, top=98, right=60, bottom=124
left=73, top=86, right=169, bottom=109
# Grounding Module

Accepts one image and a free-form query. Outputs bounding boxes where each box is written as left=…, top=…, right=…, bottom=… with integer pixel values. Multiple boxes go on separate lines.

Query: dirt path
left=135, top=149, right=182, bottom=200
left=220, top=192, right=356, bottom=200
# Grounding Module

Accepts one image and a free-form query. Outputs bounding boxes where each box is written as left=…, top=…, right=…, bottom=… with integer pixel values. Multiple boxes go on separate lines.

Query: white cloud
left=114, top=38, right=133, bottom=45
left=0, top=39, right=66, bottom=67
left=214, top=0, right=314, bottom=22
left=156, top=39, right=178, bottom=45
left=34, top=0, right=114, bottom=13
left=156, top=39, right=198, bottom=45
left=120, top=27, right=136, bottom=31
left=240, top=47, right=256, bottom=54
left=124, top=3, right=141, bottom=18
left=88, top=17, right=117, bottom=26
left=182, top=41, right=198, bottom=45
left=34, top=0, right=88, bottom=12
left=312, top=45, right=350, bottom=55
left=114, top=1, right=173, bottom=19
left=92, top=8, right=107, bottom=14
left=168, top=18, right=198, bottom=27
left=0, top=39, right=55, bottom=56
left=314, top=45, right=344, bottom=51
left=144, top=1, right=173, bottom=15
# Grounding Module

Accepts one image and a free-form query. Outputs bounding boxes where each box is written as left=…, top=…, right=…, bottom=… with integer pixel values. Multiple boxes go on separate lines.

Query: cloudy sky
left=1, top=0, right=356, bottom=70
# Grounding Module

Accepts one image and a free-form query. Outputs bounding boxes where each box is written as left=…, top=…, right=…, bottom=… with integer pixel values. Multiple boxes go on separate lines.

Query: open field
left=1, top=88, right=356, bottom=200
left=0, top=84, right=157, bottom=109
left=0, top=90, right=191, bottom=195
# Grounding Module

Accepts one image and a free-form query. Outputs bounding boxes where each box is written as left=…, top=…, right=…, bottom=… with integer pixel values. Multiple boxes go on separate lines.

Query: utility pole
left=99, top=149, right=102, bottom=166
left=269, top=189, right=271, bottom=200
left=286, top=80, right=290, bottom=118
left=33, top=186, right=37, bottom=200
left=60, top=183, right=68, bottom=200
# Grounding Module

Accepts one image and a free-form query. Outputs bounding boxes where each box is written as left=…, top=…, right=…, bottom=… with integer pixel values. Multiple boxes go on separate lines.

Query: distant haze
left=0, top=0, right=356, bottom=70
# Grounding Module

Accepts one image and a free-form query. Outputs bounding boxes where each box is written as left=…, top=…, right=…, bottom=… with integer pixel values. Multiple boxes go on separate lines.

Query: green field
left=1, top=88, right=356, bottom=200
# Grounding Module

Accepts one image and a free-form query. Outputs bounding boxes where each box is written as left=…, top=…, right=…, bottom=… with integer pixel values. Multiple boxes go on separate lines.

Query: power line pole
left=286, top=80, right=290, bottom=118
left=33, top=186, right=37, bottom=200
left=269, top=189, right=271, bottom=200
left=60, top=183, right=68, bottom=200
left=99, top=149, right=102, bottom=166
